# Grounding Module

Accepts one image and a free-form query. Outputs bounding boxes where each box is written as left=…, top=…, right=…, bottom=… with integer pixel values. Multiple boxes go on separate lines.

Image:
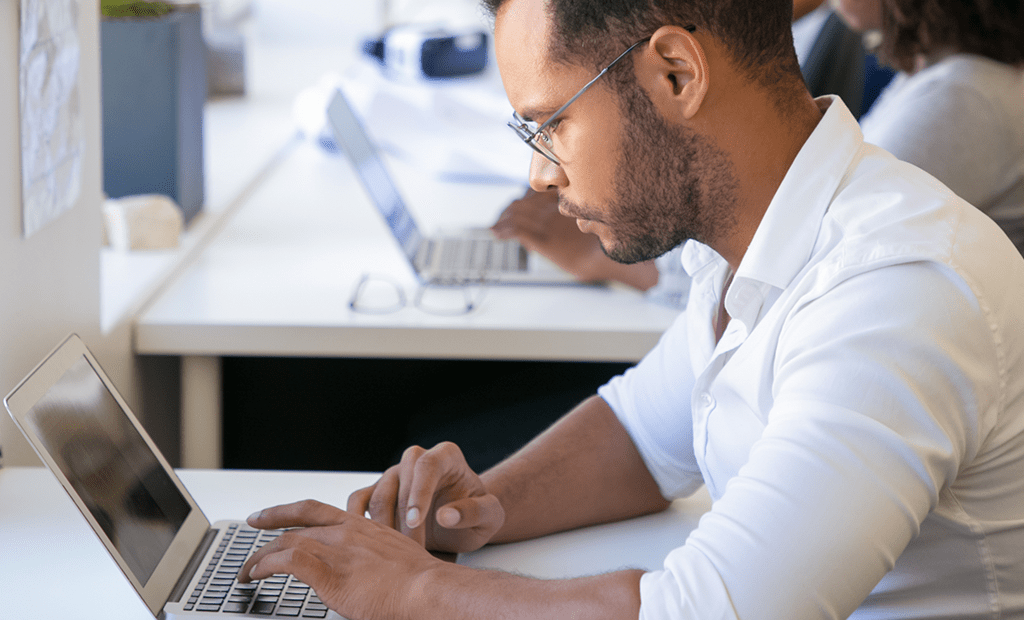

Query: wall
left=0, top=0, right=139, bottom=466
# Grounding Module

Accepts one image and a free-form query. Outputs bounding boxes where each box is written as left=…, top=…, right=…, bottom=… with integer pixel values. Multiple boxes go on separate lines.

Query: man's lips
left=558, top=205, right=579, bottom=219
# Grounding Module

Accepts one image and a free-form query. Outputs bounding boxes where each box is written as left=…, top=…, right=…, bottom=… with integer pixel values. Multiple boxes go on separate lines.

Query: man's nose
left=529, top=151, right=568, bottom=193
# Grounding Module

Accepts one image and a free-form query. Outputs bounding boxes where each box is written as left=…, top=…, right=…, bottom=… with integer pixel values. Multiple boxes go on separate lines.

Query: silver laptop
left=3, top=334, right=345, bottom=620
left=325, top=88, right=576, bottom=285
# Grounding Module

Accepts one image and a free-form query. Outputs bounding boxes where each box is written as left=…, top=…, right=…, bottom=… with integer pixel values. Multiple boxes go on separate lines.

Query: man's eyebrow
left=517, top=105, right=559, bottom=123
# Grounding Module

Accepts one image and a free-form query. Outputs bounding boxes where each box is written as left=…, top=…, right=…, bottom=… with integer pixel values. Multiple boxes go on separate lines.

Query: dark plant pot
left=101, top=4, right=206, bottom=224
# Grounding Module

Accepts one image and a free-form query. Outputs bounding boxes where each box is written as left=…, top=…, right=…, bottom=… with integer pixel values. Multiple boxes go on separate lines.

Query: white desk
left=0, top=467, right=710, bottom=619
left=133, top=137, right=682, bottom=468
left=126, top=31, right=682, bottom=469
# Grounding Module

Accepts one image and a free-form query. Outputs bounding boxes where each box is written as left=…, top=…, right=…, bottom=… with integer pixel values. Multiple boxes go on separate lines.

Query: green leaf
left=101, top=0, right=173, bottom=18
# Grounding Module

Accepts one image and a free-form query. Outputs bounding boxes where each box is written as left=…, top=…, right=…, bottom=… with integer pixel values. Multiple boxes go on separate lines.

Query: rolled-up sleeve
left=599, top=311, right=703, bottom=500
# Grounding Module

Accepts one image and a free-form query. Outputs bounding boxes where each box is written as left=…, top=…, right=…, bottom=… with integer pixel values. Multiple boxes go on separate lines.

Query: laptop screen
left=22, top=355, right=192, bottom=586
left=327, top=89, right=424, bottom=261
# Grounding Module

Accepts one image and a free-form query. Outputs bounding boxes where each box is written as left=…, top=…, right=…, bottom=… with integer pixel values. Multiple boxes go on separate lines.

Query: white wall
left=0, top=0, right=139, bottom=466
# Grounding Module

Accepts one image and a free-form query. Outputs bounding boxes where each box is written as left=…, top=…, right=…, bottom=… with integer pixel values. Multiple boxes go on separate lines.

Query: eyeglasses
left=348, top=273, right=488, bottom=316
left=508, top=27, right=695, bottom=166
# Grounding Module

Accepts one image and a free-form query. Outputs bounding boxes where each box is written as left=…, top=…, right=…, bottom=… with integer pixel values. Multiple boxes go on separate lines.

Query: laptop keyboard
left=434, top=238, right=527, bottom=274
left=185, top=523, right=329, bottom=617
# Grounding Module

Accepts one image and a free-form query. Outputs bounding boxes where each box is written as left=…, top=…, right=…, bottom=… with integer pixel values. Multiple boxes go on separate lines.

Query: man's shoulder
left=815, top=145, right=1024, bottom=300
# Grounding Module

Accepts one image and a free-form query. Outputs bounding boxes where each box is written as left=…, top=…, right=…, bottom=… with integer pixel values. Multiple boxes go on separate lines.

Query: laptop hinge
left=167, top=528, right=220, bottom=603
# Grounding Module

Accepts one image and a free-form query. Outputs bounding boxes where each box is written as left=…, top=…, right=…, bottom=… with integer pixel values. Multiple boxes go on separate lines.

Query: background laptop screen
left=327, top=89, right=423, bottom=261
left=23, top=355, right=191, bottom=586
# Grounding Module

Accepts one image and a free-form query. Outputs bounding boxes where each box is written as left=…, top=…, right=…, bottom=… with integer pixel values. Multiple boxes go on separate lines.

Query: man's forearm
left=414, top=561, right=645, bottom=620
left=481, top=395, right=670, bottom=543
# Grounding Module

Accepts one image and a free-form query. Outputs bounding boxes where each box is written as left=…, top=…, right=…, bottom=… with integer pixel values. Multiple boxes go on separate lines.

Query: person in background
left=491, top=0, right=880, bottom=304
left=838, top=0, right=1024, bottom=254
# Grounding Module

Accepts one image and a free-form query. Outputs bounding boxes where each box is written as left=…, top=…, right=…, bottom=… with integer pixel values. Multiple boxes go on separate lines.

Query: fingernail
left=406, top=507, right=420, bottom=527
left=437, top=507, right=459, bottom=527
left=247, top=510, right=262, bottom=523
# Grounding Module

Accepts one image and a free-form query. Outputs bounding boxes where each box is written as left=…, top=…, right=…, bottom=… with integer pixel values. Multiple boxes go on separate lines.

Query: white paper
left=19, top=0, right=83, bottom=238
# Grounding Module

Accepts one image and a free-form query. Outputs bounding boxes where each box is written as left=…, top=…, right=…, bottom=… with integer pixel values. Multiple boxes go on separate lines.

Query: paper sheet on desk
left=293, top=61, right=533, bottom=184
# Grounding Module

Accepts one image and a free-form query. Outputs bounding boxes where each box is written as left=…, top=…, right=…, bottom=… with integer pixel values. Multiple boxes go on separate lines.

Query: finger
left=397, top=446, right=428, bottom=546
left=405, top=442, right=466, bottom=533
left=491, top=220, right=513, bottom=238
left=365, top=467, right=401, bottom=530
left=435, top=494, right=503, bottom=532
left=238, top=530, right=289, bottom=583
left=346, top=484, right=375, bottom=517
left=245, top=538, right=331, bottom=586
left=247, top=500, right=347, bottom=530
left=491, top=205, right=519, bottom=237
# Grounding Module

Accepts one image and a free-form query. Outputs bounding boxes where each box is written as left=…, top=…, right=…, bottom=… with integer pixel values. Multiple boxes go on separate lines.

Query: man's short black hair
left=483, top=0, right=802, bottom=91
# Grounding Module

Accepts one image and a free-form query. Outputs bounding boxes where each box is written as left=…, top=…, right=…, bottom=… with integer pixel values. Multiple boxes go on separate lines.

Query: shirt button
left=700, top=393, right=715, bottom=409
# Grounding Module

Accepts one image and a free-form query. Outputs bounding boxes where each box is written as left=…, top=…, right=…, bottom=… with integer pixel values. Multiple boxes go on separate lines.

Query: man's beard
left=560, top=81, right=738, bottom=264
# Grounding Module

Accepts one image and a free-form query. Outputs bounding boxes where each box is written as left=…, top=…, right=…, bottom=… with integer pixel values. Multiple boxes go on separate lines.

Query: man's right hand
left=347, top=442, right=505, bottom=553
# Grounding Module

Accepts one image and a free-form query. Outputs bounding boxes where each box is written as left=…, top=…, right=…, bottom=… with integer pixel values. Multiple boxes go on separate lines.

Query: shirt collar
left=737, top=96, right=863, bottom=291
left=681, top=96, right=864, bottom=331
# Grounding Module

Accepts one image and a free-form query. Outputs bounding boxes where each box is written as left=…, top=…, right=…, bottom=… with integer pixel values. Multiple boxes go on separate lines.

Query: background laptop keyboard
left=185, top=523, right=328, bottom=617
left=434, top=237, right=528, bottom=273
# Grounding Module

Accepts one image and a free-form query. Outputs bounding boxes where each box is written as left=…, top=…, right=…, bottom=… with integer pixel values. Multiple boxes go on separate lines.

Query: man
left=239, top=0, right=1024, bottom=618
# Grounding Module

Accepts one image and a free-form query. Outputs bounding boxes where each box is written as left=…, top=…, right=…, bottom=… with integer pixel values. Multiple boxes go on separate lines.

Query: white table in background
left=134, top=137, right=681, bottom=468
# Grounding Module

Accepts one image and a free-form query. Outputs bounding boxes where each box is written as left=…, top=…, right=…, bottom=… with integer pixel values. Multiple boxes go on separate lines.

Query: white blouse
left=860, top=54, right=1024, bottom=254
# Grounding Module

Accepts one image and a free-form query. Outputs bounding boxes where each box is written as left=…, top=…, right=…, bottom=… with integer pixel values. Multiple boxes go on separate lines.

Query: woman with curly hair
left=837, top=0, right=1024, bottom=253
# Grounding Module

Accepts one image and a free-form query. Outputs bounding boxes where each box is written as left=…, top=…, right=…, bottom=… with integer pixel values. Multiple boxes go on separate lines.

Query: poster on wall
left=19, top=0, right=83, bottom=238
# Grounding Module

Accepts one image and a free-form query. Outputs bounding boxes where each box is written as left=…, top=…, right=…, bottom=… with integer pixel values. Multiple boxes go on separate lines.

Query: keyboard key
left=302, top=610, right=329, bottom=618
left=197, top=603, right=222, bottom=612
left=251, top=601, right=277, bottom=615
left=222, top=601, right=249, bottom=613
left=276, top=608, right=301, bottom=617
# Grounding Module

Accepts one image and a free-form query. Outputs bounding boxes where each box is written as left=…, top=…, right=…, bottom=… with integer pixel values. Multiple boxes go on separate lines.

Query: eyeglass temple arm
left=534, top=37, right=653, bottom=134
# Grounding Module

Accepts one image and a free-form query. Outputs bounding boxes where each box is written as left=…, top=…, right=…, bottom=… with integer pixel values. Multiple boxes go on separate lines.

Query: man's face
left=561, top=76, right=738, bottom=263
left=495, top=0, right=737, bottom=263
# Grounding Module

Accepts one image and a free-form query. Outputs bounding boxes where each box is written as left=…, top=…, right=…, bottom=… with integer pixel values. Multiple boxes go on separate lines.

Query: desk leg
left=181, top=356, right=222, bottom=469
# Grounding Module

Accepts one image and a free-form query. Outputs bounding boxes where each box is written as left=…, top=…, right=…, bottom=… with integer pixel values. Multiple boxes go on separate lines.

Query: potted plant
left=100, top=0, right=206, bottom=224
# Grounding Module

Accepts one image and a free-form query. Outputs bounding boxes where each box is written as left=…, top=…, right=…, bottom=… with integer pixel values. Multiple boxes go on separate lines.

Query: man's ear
left=636, top=25, right=709, bottom=121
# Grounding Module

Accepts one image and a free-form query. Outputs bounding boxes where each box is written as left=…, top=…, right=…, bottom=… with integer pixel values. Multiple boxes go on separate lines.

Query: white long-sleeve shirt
left=599, top=97, right=1024, bottom=619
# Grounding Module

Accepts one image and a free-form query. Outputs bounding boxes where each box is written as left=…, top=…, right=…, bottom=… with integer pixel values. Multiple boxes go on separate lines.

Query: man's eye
left=538, top=121, right=560, bottom=145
